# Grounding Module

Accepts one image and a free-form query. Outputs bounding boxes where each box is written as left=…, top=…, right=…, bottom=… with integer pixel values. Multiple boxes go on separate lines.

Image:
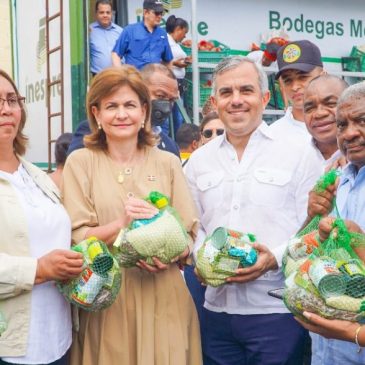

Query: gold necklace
left=117, top=167, right=133, bottom=184
left=110, top=148, right=145, bottom=184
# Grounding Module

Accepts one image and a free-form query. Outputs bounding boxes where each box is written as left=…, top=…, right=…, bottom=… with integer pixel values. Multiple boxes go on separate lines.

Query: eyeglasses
left=0, top=96, right=25, bottom=111
left=202, top=128, right=224, bottom=139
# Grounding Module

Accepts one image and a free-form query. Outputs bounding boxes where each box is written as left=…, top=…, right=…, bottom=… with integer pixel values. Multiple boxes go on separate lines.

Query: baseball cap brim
left=275, top=63, right=317, bottom=80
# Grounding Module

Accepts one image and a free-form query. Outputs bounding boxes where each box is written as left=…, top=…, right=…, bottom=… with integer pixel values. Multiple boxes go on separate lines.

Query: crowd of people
left=1, top=0, right=365, bottom=365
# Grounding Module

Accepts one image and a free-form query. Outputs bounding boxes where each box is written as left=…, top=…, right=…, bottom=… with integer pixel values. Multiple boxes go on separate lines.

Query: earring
left=97, top=123, right=102, bottom=130
left=141, top=120, right=145, bottom=129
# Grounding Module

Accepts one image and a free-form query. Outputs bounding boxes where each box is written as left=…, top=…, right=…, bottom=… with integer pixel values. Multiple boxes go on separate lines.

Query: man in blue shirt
left=111, top=0, right=173, bottom=70
left=300, top=81, right=365, bottom=365
left=89, top=0, right=122, bottom=75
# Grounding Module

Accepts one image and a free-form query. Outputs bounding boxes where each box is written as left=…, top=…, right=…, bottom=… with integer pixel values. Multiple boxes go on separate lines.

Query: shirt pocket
left=129, top=36, right=145, bottom=58
left=196, top=171, right=224, bottom=209
left=249, top=168, right=292, bottom=208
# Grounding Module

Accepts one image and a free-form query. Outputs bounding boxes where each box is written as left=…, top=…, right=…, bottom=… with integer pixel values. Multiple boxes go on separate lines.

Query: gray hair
left=140, top=63, right=177, bottom=84
left=212, top=56, right=268, bottom=95
left=337, top=81, right=365, bottom=112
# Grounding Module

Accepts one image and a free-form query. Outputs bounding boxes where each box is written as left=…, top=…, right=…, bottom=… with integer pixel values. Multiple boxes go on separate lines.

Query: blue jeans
left=311, top=333, right=365, bottom=365
left=184, top=264, right=206, bottom=325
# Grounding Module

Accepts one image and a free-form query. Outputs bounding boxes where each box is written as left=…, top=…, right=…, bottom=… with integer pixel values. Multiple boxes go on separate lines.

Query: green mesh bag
left=196, top=227, right=258, bottom=287
left=57, top=237, right=122, bottom=311
left=0, top=310, right=7, bottom=335
left=113, top=192, right=189, bottom=267
left=282, top=169, right=340, bottom=277
left=284, top=219, right=365, bottom=321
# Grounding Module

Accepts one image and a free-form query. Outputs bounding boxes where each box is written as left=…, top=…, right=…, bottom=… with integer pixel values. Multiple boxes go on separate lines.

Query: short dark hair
left=199, top=111, right=220, bottom=132
left=307, top=74, right=349, bottom=91
left=176, top=123, right=200, bottom=149
left=95, top=0, right=112, bottom=12
left=55, top=132, right=73, bottom=166
left=166, top=15, right=189, bottom=34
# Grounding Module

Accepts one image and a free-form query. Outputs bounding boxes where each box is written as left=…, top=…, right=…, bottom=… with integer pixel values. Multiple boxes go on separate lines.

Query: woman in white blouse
left=0, top=69, right=83, bottom=365
left=166, top=15, right=190, bottom=135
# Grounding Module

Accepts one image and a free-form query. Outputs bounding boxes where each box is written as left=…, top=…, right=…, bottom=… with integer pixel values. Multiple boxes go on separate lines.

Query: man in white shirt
left=270, top=40, right=324, bottom=140
left=185, top=56, right=322, bottom=365
left=303, top=74, right=348, bottom=167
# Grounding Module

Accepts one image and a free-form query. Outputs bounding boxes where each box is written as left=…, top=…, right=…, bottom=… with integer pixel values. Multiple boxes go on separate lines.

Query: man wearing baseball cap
left=112, top=0, right=173, bottom=70
left=270, top=40, right=324, bottom=140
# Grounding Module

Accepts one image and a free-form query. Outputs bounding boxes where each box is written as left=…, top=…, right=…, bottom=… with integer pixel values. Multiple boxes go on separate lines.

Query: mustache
left=342, top=139, right=365, bottom=149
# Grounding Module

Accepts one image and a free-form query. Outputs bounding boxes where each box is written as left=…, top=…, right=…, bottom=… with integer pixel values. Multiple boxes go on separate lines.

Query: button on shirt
left=112, top=21, right=173, bottom=70
left=185, top=122, right=322, bottom=315
left=89, top=21, right=123, bottom=74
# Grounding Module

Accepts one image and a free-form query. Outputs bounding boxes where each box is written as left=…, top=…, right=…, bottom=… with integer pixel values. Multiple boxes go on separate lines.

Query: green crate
left=181, top=40, right=230, bottom=63
left=269, top=79, right=285, bottom=110
left=343, top=46, right=365, bottom=72
left=185, top=79, right=212, bottom=110
left=226, top=49, right=248, bottom=57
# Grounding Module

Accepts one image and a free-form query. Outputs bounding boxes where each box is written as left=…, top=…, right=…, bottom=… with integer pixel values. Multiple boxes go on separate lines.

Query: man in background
left=111, top=0, right=173, bottom=70
left=175, top=123, right=200, bottom=168
left=301, top=81, right=365, bottom=365
left=271, top=40, right=324, bottom=139
left=89, top=0, right=122, bottom=75
left=303, top=74, right=348, bottom=166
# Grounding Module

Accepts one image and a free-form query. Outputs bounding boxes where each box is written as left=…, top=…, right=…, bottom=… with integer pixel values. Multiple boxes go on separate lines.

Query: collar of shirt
left=91, top=21, right=118, bottom=31
left=310, top=139, right=342, bottom=166
left=167, top=33, right=177, bottom=46
left=141, top=20, right=158, bottom=33
left=285, top=106, right=307, bottom=130
left=219, top=121, right=274, bottom=149
left=340, top=163, right=365, bottom=186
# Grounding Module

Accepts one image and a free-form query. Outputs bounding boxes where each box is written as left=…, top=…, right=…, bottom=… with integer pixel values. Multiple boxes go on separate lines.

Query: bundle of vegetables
left=57, top=237, right=121, bottom=311
left=182, top=39, right=225, bottom=52
left=284, top=219, right=365, bottom=321
left=113, top=192, right=189, bottom=267
left=196, top=227, right=258, bottom=287
left=283, top=169, right=340, bottom=278
left=0, top=311, right=6, bottom=335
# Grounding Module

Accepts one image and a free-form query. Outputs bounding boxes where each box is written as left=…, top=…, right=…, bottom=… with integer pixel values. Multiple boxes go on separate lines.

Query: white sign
left=14, top=0, right=72, bottom=165
left=129, top=0, right=365, bottom=69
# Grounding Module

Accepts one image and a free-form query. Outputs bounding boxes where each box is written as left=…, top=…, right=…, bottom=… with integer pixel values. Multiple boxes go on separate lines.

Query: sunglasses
left=202, top=128, right=224, bottom=139
left=153, top=10, right=164, bottom=16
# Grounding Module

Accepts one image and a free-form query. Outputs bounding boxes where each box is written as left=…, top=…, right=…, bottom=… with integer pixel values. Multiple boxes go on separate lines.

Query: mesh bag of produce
left=0, top=311, right=7, bottom=336
left=196, top=227, right=258, bottom=287
left=282, top=169, right=340, bottom=278
left=284, top=219, right=365, bottom=321
left=58, top=237, right=122, bottom=311
left=113, top=192, right=189, bottom=267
